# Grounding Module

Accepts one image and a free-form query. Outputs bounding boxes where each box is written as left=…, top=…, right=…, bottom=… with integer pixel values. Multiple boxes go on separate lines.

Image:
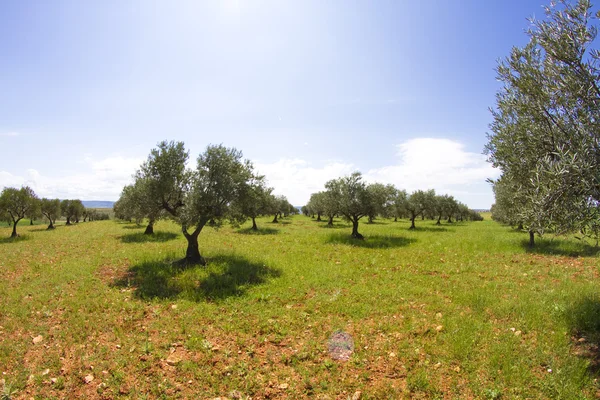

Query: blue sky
left=0, top=0, right=550, bottom=208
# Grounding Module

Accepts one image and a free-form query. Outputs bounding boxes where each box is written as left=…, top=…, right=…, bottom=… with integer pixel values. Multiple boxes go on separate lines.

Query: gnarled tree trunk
left=272, top=214, right=278, bottom=223
left=144, top=219, right=155, bottom=235
left=252, top=217, right=258, bottom=231
left=328, top=215, right=333, bottom=227
left=351, top=218, right=364, bottom=239
left=10, top=219, right=20, bottom=237
left=179, top=221, right=208, bottom=266
left=409, top=216, right=416, bottom=230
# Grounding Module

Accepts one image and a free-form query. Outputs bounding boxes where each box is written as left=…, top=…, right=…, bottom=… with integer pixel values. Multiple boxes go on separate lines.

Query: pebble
left=32, top=335, right=43, bottom=344
left=84, top=374, right=94, bottom=384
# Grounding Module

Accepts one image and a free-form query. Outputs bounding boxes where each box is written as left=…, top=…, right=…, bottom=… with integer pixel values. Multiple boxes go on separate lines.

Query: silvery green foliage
left=485, top=0, right=600, bottom=241
left=178, top=145, right=255, bottom=234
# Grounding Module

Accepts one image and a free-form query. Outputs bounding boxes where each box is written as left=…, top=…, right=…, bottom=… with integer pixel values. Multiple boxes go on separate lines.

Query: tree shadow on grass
left=236, top=227, right=280, bottom=235
left=407, top=226, right=451, bottom=232
left=319, top=222, right=351, bottom=230
left=119, top=231, right=179, bottom=243
left=0, top=235, right=31, bottom=244
left=521, top=238, right=600, bottom=257
left=565, top=296, right=600, bottom=375
left=121, top=224, right=143, bottom=230
left=326, top=233, right=416, bottom=249
left=112, top=254, right=281, bottom=302
left=30, top=227, right=52, bottom=232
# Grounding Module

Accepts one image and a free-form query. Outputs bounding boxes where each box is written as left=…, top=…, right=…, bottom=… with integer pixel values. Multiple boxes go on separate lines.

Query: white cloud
left=0, top=155, right=143, bottom=200
left=0, top=138, right=500, bottom=208
left=0, top=132, right=20, bottom=137
left=255, top=158, right=354, bottom=206
left=364, top=138, right=500, bottom=207
left=255, top=138, right=500, bottom=208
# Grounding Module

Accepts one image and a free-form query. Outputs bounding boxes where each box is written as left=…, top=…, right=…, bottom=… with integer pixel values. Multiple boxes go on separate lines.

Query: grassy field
left=1, top=215, right=600, bottom=399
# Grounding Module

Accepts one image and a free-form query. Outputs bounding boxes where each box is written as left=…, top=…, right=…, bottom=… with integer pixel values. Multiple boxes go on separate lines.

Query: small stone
left=435, top=325, right=444, bottom=332
left=188, top=380, right=193, bottom=384
left=435, top=312, right=443, bottom=319
left=171, top=304, right=177, bottom=310
left=116, top=344, right=121, bottom=349
left=84, top=374, right=94, bottom=384
left=102, top=370, right=108, bottom=375
left=278, top=383, right=289, bottom=389
left=352, top=390, right=362, bottom=400
left=514, top=330, right=522, bottom=336
left=510, top=327, right=516, bottom=332
left=32, top=335, right=43, bottom=344
left=50, top=378, right=57, bottom=384
left=41, top=369, right=50, bottom=376
left=547, top=368, right=553, bottom=373
left=433, top=362, right=442, bottom=369
left=578, top=337, right=586, bottom=343
left=166, top=354, right=181, bottom=366
left=389, top=352, right=396, bottom=358
left=453, top=366, right=461, bottom=373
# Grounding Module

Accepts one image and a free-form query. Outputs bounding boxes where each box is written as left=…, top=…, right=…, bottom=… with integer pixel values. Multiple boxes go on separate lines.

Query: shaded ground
left=112, top=254, right=281, bottom=301
left=119, top=231, right=179, bottom=243
left=236, top=227, right=280, bottom=235
left=326, top=233, right=416, bottom=249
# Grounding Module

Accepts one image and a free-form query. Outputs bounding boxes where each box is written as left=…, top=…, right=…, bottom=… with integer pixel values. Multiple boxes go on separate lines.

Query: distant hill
left=82, top=200, right=115, bottom=209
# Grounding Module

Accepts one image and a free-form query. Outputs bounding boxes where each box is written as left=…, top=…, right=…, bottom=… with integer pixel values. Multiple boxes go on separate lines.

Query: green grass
left=1, top=215, right=600, bottom=398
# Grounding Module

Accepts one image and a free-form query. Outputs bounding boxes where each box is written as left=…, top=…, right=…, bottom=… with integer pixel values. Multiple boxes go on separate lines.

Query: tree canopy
left=485, top=0, right=600, bottom=246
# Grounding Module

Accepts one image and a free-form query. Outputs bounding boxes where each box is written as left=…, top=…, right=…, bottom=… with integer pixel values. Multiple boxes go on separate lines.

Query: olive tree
left=0, top=186, right=38, bottom=237
left=485, top=0, right=600, bottom=246
left=325, top=172, right=371, bottom=239
left=40, top=198, right=62, bottom=230
left=236, top=175, right=273, bottom=231
left=133, top=141, right=190, bottom=233
left=61, top=199, right=85, bottom=225
left=366, top=183, right=397, bottom=223
left=307, top=192, right=326, bottom=222
left=405, top=190, right=436, bottom=230
left=176, top=145, right=255, bottom=265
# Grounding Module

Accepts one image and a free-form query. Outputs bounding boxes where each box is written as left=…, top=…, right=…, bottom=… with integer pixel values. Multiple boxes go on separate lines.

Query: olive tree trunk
left=351, top=218, right=364, bottom=239
left=144, top=219, right=155, bottom=235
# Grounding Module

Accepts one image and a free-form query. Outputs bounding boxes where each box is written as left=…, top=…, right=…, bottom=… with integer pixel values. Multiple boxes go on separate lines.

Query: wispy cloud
left=0, top=155, right=142, bottom=200
left=254, top=159, right=354, bottom=206
left=364, top=138, right=500, bottom=206
left=0, top=132, right=21, bottom=137
left=255, top=138, right=499, bottom=208
left=0, top=138, right=500, bottom=208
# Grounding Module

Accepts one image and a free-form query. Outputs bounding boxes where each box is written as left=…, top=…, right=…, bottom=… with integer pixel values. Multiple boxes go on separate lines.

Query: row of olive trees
left=114, top=141, right=296, bottom=266
left=303, top=172, right=481, bottom=239
left=0, top=186, right=101, bottom=237
left=485, top=0, right=600, bottom=247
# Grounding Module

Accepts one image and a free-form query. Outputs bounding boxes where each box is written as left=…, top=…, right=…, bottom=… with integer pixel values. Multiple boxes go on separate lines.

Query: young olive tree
left=236, top=175, right=273, bottom=231
left=61, top=199, right=85, bottom=225
left=405, top=190, right=436, bottom=229
left=0, top=186, right=38, bottom=237
left=307, top=192, right=326, bottom=222
left=176, top=145, right=255, bottom=265
left=40, top=198, right=62, bottom=230
left=366, top=183, right=397, bottom=223
left=325, top=172, right=371, bottom=239
left=133, top=141, right=190, bottom=233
